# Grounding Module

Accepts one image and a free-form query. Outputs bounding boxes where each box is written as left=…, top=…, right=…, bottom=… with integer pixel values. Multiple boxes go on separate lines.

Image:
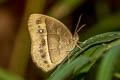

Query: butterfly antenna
left=76, top=24, right=86, bottom=33
left=74, top=15, right=82, bottom=36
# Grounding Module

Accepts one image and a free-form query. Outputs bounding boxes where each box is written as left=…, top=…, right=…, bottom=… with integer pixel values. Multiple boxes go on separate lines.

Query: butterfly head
left=72, top=14, right=86, bottom=43
left=72, top=32, right=79, bottom=42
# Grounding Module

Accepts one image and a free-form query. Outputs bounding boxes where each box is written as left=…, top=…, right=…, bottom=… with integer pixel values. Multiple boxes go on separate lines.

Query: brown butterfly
left=28, top=14, right=85, bottom=72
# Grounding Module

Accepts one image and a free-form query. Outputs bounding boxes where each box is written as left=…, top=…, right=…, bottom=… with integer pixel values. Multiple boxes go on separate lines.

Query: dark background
left=0, top=0, right=120, bottom=80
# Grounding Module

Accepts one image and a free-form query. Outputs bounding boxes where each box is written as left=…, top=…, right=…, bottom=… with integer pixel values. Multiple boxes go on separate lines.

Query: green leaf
left=49, top=56, right=90, bottom=80
left=96, top=45, right=120, bottom=80
left=114, top=72, right=120, bottom=79
left=0, top=68, right=24, bottom=80
left=71, top=32, right=120, bottom=60
left=73, top=45, right=106, bottom=75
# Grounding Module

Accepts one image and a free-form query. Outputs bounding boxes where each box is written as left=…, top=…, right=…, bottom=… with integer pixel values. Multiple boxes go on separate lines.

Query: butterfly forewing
left=28, top=14, right=76, bottom=72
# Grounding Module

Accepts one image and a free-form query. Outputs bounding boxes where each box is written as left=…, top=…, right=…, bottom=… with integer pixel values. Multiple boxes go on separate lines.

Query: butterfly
left=28, top=14, right=85, bottom=72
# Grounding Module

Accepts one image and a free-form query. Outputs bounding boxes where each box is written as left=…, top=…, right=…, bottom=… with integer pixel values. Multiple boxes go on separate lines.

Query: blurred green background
left=0, top=0, right=120, bottom=80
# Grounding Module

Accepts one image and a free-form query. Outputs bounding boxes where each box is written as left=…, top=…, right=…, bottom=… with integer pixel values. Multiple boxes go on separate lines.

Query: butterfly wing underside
left=28, top=14, right=76, bottom=72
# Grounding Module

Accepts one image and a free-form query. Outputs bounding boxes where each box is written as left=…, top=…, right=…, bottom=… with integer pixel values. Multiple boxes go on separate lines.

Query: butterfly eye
left=72, top=37, right=76, bottom=41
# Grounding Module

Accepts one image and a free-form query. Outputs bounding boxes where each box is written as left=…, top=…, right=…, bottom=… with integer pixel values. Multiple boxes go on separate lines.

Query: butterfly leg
left=67, top=54, right=70, bottom=63
left=77, top=41, right=83, bottom=43
left=66, top=51, right=72, bottom=63
left=76, top=44, right=83, bottom=50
